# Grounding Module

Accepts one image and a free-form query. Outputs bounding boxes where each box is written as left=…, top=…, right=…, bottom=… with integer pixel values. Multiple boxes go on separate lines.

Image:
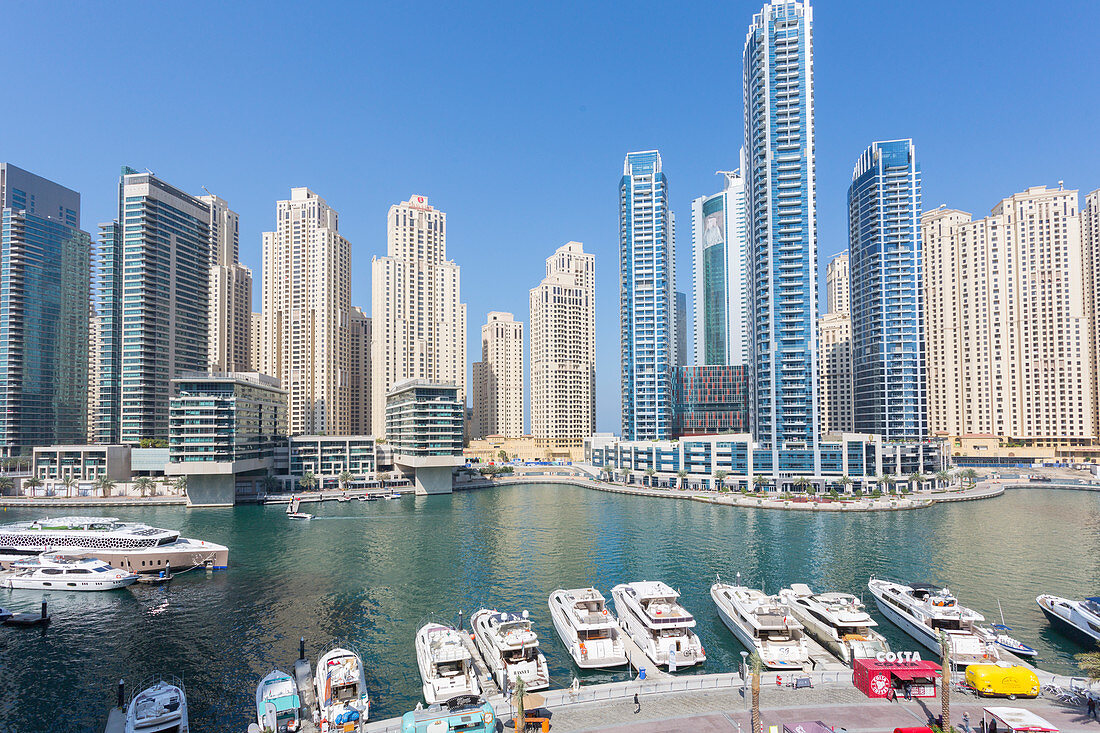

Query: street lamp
left=740, top=650, right=749, bottom=696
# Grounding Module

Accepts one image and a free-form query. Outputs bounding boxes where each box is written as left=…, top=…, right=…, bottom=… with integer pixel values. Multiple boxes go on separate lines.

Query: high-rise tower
left=200, top=194, right=252, bottom=373
left=472, top=312, right=524, bottom=438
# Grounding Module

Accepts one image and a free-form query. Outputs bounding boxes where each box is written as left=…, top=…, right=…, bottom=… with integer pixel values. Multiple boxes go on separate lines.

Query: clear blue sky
left=2, top=1, right=1098, bottom=434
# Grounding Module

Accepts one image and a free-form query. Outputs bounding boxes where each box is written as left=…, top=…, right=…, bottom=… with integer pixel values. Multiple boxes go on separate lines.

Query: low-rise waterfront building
left=386, top=378, right=464, bottom=495
left=287, top=435, right=384, bottom=489
left=33, top=444, right=131, bottom=482
left=463, top=435, right=585, bottom=464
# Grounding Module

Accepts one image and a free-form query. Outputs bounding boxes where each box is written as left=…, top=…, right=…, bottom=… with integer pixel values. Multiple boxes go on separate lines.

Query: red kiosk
left=853, top=657, right=941, bottom=699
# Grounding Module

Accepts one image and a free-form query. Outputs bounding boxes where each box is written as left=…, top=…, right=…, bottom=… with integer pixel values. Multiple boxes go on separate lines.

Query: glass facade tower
left=620, top=150, right=675, bottom=440
left=848, top=139, right=926, bottom=441
left=0, top=164, right=91, bottom=453
left=743, top=1, right=819, bottom=473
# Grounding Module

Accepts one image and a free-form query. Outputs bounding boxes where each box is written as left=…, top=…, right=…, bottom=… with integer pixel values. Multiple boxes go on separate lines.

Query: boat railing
left=128, top=674, right=186, bottom=707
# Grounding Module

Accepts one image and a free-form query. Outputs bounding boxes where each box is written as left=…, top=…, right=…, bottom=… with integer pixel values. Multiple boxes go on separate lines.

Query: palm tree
left=793, top=477, right=811, bottom=494
left=1074, top=643, right=1100, bottom=682
left=513, top=674, right=527, bottom=731
left=714, top=470, right=728, bottom=491
left=61, top=476, right=78, bottom=498
left=939, top=629, right=951, bottom=731
left=934, top=470, right=950, bottom=488
left=752, top=475, right=769, bottom=493
left=0, top=476, right=12, bottom=495
left=622, top=470, right=633, bottom=485
left=961, top=468, right=979, bottom=487
left=676, top=469, right=688, bottom=489
left=261, top=475, right=280, bottom=495
left=497, top=449, right=508, bottom=463
left=95, top=475, right=115, bottom=498
left=300, top=471, right=318, bottom=492
left=135, top=476, right=156, bottom=498
left=24, top=476, right=43, bottom=497
left=643, top=467, right=656, bottom=487
left=839, top=476, right=854, bottom=495
left=750, top=651, right=762, bottom=733
left=882, top=474, right=897, bottom=494
left=173, top=477, right=188, bottom=496
left=338, top=470, right=353, bottom=492
left=378, top=471, right=391, bottom=488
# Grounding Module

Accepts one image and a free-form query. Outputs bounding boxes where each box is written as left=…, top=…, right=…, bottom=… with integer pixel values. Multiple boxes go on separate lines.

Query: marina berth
left=0, top=552, right=137, bottom=591
left=0, top=516, right=228, bottom=573
left=611, top=581, right=706, bottom=670
left=314, top=646, right=370, bottom=732
left=470, top=609, right=550, bottom=692
left=778, top=583, right=889, bottom=665
left=255, top=670, right=302, bottom=733
left=414, top=622, right=482, bottom=704
left=125, top=679, right=188, bottom=733
left=867, top=577, right=1000, bottom=666
left=548, top=588, right=628, bottom=668
left=711, top=577, right=809, bottom=670
left=1036, top=593, right=1100, bottom=644
left=286, top=498, right=314, bottom=520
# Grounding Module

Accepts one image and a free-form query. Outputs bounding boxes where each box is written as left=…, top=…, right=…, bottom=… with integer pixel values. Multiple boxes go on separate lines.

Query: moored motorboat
left=611, top=581, right=705, bottom=670
left=1037, top=593, right=1100, bottom=645
left=1, top=552, right=137, bottom=591
left=0, top=607, right=11, bottom=622
left=711, top=577, right=808, bottom=670
left=867, top=577, right=1000, bottom=666
left=125, top=679, right=188, bottom=733
left=256, top=669, right=302, bottom=733
left=779, top=583, right=889, bottom=665
left=470, top=609, right=550, bottom=691
left=415, top=622, right=482, bottom=704
left=548, top=588, right=628, bottom=668
left=286, top=498, right=313, bottom=521
left=314, top=645, right=370, bottom=732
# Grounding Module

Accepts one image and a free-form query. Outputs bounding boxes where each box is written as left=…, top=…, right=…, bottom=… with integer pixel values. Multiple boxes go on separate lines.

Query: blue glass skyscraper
left=0, top=164, right=91, bottom=453
left=743, top=1, right=819, bottom=474
left=620, top=150, right=675, bottom=440
left=848, top=139, right=926, bottom=441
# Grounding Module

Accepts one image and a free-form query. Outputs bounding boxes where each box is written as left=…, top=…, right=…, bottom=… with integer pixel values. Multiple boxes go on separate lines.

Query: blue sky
left=2, top=1, right=1098, bottom=433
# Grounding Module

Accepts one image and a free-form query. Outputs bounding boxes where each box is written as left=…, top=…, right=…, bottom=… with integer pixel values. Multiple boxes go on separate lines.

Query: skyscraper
left=818, top=252, right=853, bottom=433
left=675, top=291, right=687, bottom=369
left=620, top=150, right=675, bottom=440
left=371, top=196, right=467, bottom=436
left=261, top=188, right=351, bottom=435
left=1084, top=189, right=1100, bottom=437
left=744, top=1, right=819, bottom=470
left=848, top=140, right=926, bottom=441
left=923, top=186, right=1094, bottom=445
left=529, top=241, right=595, bottom=444
left=201, top=194, right=252, bottom=373
left=0, top=163, right=91, bottom=452
left=472, top=312, right=524, bottom=438
left=348, top=306, right=371, bottom=435
left=96, top=167, right=211, bottom=444
left=691, top=169, right=748, bottom=366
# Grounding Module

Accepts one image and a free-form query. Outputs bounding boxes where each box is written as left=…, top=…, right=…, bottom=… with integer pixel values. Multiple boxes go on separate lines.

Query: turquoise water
left=0, top=485, right=1098, bottom=732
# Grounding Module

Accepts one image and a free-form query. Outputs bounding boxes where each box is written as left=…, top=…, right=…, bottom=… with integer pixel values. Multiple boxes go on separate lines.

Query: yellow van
left=965, top=663, right=1040, bottom=699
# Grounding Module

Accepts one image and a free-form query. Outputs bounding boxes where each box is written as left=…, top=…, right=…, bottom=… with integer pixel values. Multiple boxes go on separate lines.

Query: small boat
left=286, top=498, right=313, bottom=521
left=471, top=609, right=550, bottom=691
left=384, top=492, right=401, bottom=500
left=337, top=495, right=351, bottom=503
left=867, top=577, right=1000, bottom=666
left=415, top=622, right=482, bottom=704
left=611, top=581, right=706, bottom=670
left=357, top=495, right=368, bottom=502
left=976, top=600, right=1037, bottom=657
left=1037, top=593, right=1100, bottom=645
left=712, top=576, right=808, bottom=670
left=0, top=607, right=11, bottom=622
left=125, top=679, right=188, bottom=733
left=548, top=588, right=628, bottom=668
left=256, top=669, right=302, bottom=733
left=314, top=645, right=370, bottom=731
left=0, top=552, right=137, bottom=591
left=779, top=583, right=890, bottom=664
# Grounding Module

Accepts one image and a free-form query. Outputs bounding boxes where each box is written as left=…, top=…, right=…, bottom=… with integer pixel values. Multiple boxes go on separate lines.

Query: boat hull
left=414, top=625, right=481, bottom=705
left=1038, top=596, right=1100, bottom=645
left=547, top=595, right=628, bottom=669
left=869, top=584, right=994, bottom=666
left=2, top=575, right=136, bottom=591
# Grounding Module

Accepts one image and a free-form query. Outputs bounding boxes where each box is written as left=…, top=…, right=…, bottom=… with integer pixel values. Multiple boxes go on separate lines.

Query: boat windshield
left=930, top=618, right=962, bottom=631
left=503, top=648, right=538, bottom=664
left=580, top=628, right=611, bottom=641
left=1084, top=599, right=1100, bottom=616
left=437, top=661, right=464, bottom=677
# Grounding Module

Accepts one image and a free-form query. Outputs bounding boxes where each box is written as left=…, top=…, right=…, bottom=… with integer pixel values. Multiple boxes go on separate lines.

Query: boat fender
left=777, top=676, right=782, bottom=686
left=115, top=574, right=122, bottom=579
left=602, top=609, right=608, bottom=615
left=701, top=646, right=705, bottom=657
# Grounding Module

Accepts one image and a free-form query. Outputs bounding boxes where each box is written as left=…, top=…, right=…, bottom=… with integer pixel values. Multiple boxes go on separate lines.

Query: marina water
left=0, top=485, right=1097, bottom=732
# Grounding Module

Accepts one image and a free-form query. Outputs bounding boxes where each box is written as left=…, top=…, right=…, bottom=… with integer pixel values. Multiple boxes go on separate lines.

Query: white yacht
left=711, top=578, right=808, bottom=670
left=470, top=609, right=550, bottom=692
left=611, top=581, right=706, bottom=670
left=415, top=622, right=482, bottom=704
left=867, top=578, right=999, bottom=665
left=548, top=588, right=628, bottom=668
left=0, top=552, right=138, bottom=591
left=0, top=516, right=228, bottom=574
left=125, top=679, right=188, bottom=733
left=256, top=670, right=302, bottom=733
left=1037, top=593, right=1100, bottom=644
left=314, top=646, right=370, bottom=732
left=779, top=583, right=889, bottom=664
left=286, top=498, right=313, bottom=521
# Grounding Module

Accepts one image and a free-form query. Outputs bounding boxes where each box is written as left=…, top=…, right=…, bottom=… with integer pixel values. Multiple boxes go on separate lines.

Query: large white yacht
left=548, top=588, right=628, bottom=668
left=0, top=516, right=228, bottom=574
left=867, top=578, right=999, bottom=665
left=1037, top=593, right=1100, bottom=644
left=711, top=577, right=809, bottom=670
left=415, top=622, right=482, bottom=704
left=314, top=646, right=370, bottom=732
left=0, top=552, right=137, bottom=591
left=611, top=581, right=706, bottom=670
left=125, top=679, right=188, bottom=733
left=470, top=609, right=550, bottom=692
left=779, top=583, right=889, bottom=664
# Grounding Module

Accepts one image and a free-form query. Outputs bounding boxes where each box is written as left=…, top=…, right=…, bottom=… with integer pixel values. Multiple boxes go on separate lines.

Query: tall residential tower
left=472, top=312, right=524, bottom=438
left=817, top=252, right=853, bottom=433
left=201, top=194, right=252, bottom=373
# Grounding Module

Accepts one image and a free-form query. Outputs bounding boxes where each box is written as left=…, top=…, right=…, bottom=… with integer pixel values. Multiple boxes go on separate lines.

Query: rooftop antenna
left=1058, top=180, right=1064, bottom=190
left=144, top=168, right=155, bottom=176
left=201, top=186, right=212, bottom=196
left=715, top=170, right=740, bottom=188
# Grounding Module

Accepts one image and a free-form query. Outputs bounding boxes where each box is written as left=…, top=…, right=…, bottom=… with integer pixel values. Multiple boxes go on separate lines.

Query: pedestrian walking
left=1087, top=695, right=1096, bottom=719
left=634, top=693, right=640, bottom=714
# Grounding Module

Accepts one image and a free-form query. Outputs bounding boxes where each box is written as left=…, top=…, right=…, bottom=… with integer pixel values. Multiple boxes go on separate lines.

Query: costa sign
left=876, top=650, right=923, bottom=663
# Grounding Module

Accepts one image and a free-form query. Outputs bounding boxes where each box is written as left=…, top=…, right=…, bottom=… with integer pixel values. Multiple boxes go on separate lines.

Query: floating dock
left=618, top=632, right=671, bottom=679
left=460, top=629, right=502, bottom=696
left=2, top=601, right=50, bottom=627
left=292, top=656, right=319, bottom=733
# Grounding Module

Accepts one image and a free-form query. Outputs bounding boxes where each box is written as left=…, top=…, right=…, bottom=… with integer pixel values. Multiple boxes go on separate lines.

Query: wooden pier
left=619, top=632, right=671, bottom=679
left=460, top=629, right=502, bottom=697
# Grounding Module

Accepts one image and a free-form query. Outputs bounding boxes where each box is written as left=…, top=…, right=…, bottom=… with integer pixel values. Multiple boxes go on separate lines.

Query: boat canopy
left=983, top=706, right=1059, bottom=732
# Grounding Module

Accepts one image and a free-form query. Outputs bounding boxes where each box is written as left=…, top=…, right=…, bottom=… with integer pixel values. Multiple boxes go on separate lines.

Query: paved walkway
left=0, top=495, right=186, bottom=507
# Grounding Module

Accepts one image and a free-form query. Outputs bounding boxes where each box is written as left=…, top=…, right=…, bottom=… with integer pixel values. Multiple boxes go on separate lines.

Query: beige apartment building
left=201, top=194, right=252, bottom=373
left=261, top=188, right=351, bottom=435
left=472, top=312, right=524, bottom=439
left=250, top=312, right=264, bottom=377
left=371, top=196, right=467, bottom=436
left=348, top=306, right=372, bottom=435
left=817, top=251, right=854, bottom=433
left=923, top=185, right=1094, bottom=447
left=1083, top=189, right=1100, bottom=437
left=529, top=241, right=595, bottom=446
